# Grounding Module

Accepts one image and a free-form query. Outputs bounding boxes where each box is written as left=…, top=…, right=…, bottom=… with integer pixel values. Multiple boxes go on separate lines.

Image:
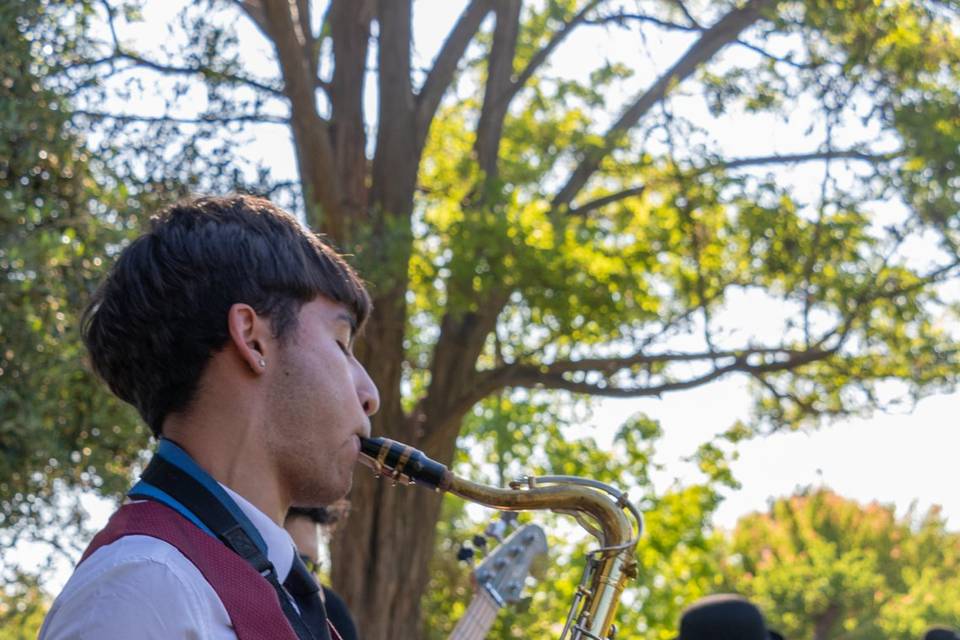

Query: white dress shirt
left=39, top=485, right=297, bottom=640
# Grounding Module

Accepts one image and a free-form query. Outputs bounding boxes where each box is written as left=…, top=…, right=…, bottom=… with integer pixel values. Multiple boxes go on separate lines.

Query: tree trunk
left=330, top=302, right=501, bottom=639
left=328, top=267, right=428, bottom=637
left=328, top=0, right=374, bottom=233
left=330, top=457, right=447, bottom=640
left=327, top=4, right=431, bottom=632
left=812, top=603, right=841, bottom=640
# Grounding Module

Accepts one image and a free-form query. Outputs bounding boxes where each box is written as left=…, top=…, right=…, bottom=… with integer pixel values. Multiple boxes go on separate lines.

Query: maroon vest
left=81, top=500, right=299, bottom=640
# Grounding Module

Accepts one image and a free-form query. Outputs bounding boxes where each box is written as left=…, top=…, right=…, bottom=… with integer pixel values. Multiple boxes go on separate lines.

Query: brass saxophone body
left=359, top=437, right=643, bottom=640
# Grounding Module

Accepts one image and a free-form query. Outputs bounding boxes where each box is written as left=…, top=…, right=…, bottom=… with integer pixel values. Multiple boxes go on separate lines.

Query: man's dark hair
left=81, top=194, right=371, bottom=436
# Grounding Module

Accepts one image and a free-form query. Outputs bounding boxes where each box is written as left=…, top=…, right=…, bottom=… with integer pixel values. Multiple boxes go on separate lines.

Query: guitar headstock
left=471, top=522, right=548, bottom=606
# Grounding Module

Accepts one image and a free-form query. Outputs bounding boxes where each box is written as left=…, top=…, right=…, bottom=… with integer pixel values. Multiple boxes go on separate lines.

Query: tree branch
left=259, top=0, right=342, bottom=235
left=84, top=2, right=284, bottom=101
left=74, top=51, right=285, bottom=98
left=232, top=0, right=271, bottom=40
left=671, top=0, right=702, bottom=29
left=539, top=345, right=834, bottom=374
left=513, top=363, right=737, bottom=397
left=560, top=149, right=894, bottom=218
left=420, top=291, right=512, bottom=451
left=313, top=2, right=334, bottom=96
left=415, top=0, right=493, bottom=149
left=100, top=0, right=122, bottom=49
left=370, top=0, right=420, bottom=225
left=294, top=0, right=316, bottom=77
left=436, top=255, right=960, bottom=432
left=717, top=149, right=901, bottom=171
left=70, top=109, right=288, bottom=125
left=552, top=0, right=776, bottom=210
left=489, top=343, right=838, bottom=399
left=504, top=0, right=605, bottom=106
left=734, top=38, right=813, bottom=69
left=375, top=0, right=414, bottom=133
left=474, top=0, right=522, bottom=179
left=325, top=0, right=375, bottom=233
left=453, top=344, right=838, bottom=410
left=582, top=11, right=699, bottom=33
left=566, top=186, right=646, bottom=217
left=752, top=373, right=819, bottom=415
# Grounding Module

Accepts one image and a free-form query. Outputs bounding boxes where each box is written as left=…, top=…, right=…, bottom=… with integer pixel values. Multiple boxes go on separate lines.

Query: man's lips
left=357, top=423, right=371, bottom=440
left=350, top=425, right=371, bottom=459
left=351, top=430, right=369, bottom=453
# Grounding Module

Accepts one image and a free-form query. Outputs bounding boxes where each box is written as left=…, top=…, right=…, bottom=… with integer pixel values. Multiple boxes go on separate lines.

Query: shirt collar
left=220, top=483, right=296, bottom=583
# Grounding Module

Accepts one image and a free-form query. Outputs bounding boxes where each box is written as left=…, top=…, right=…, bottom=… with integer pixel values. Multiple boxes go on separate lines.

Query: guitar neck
left=448, top=588, right=501, bottom=640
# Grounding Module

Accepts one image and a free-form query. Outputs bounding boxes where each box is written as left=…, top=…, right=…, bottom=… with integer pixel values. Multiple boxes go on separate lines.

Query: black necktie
left=283, top=553, right=334, bottom=640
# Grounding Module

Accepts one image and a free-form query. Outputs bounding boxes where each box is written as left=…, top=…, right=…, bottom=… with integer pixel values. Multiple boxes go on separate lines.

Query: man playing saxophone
left=40, top=195, right=380, bottom=640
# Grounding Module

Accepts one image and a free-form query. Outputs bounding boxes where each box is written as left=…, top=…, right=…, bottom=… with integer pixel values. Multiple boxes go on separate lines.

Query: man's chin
left=292, top=476, right=353, bottom=507
left=326, top=471, right=354, bottom=502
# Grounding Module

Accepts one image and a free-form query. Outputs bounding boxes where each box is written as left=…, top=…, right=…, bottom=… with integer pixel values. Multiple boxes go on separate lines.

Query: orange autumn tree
left=721, top=489, right=960, bottom=640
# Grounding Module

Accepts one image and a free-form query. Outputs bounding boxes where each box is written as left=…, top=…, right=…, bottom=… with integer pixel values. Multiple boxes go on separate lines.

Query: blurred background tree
left=421, top=408, right=736, bottom=639
left=2, top=0, right=959, bottom=638
left=0, top=0, right=159, bottom=632
left=0, top=0, right=147, bottom=597
left=719, top=489, right=960, bottom=640
left=0, top=570, right=47, bottom=640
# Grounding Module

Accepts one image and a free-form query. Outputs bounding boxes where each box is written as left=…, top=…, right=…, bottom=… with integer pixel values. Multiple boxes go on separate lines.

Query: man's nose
left=357, top=366, right=380, bottom=416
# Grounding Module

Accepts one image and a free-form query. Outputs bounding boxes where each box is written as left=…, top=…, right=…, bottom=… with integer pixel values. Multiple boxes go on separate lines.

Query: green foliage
left=421, top=401, right=736, bottom=639
left=424, top=405, right=960, bottom=639
left=406, top=0, right=960, bottom=435
left=0, top=0, right=147, bottom=546
left=0, top=570, right=48, bottom=640
left=720, top=489, right=960, bottom=639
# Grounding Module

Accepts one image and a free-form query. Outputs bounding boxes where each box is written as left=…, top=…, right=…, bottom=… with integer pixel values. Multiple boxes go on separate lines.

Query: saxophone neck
left=358, top=436, right=642, bottom=640
left=358, top=436, right=642, bottom=550
left=448, top=474, right=638, bottom=552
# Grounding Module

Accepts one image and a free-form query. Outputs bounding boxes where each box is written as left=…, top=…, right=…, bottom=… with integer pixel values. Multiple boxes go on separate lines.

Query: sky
left=586, top=379, right=958, bottom=530
left=11, top=0, right=960, bottom=595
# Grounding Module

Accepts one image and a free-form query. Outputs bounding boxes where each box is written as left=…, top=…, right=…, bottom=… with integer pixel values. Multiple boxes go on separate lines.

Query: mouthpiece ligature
left=358, top=437, right=449, bottom=490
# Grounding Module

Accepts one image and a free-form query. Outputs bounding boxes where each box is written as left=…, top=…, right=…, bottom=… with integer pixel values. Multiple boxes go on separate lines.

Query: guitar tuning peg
left=456, top=545, right=475, bottom=563
left=472, top=534, right=487, bottom=549
left=484, top=519, right=507, bottom=542
left=515, top=595, right=533, bottom=614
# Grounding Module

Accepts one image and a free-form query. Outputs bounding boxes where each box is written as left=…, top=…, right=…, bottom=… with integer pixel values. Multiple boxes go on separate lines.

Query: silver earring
left=258, top=357, right=266, bottom=368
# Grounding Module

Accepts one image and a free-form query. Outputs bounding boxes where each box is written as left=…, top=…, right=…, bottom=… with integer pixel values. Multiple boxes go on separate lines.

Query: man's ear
left=227, top=303, right=271, bottom=374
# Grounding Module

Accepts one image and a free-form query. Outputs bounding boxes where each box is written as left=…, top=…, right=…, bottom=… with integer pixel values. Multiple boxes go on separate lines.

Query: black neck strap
left=130, top=455, right=328, bottom=640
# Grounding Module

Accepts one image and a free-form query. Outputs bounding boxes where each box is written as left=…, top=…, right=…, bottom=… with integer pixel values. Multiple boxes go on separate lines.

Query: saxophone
left=359, top=437, right=643, bottom=640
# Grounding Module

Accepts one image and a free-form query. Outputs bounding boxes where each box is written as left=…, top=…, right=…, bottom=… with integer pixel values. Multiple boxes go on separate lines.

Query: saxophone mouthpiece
left=358, top=436, right=384, bottom=460
left=358, top=436, right=450, bottom=490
